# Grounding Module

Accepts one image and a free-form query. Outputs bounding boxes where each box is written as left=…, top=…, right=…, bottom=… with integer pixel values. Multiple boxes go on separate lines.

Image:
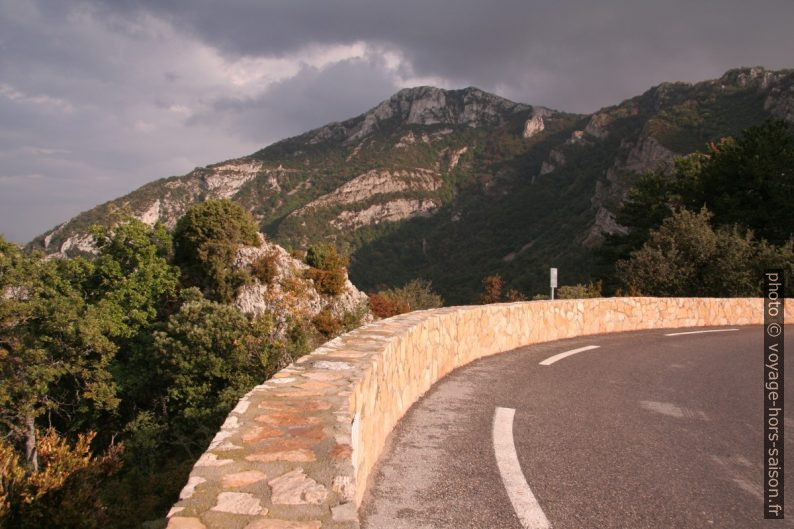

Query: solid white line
left=492, top=407, right=552, bottom=529
left=664, top=329, right=739, bottom=336
left=539, top=345, right=600, bottom=366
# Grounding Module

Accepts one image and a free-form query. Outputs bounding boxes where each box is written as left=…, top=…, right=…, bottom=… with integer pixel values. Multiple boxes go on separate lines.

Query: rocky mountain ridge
left=30, top=66, right=794, bottom=302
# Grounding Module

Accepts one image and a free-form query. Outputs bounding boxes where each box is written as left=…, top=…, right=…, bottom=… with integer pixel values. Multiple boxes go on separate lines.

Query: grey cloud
left=90, top=0, right=794, bottom=111
left=190, top=55, right=402, bottom=145
left=2, top=0, right=794, bottom=243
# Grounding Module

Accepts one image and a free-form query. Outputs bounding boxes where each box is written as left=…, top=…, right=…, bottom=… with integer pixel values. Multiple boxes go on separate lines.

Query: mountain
left=29, top=67, right=794, bottom=303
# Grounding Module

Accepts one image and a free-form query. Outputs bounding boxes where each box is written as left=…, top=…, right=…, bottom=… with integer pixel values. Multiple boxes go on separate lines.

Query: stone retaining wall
left=166, top=297, right=791, bottom=529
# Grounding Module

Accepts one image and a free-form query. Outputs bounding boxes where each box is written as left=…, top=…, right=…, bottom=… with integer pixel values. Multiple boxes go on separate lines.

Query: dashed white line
left=492, top=407, right=552, bottom=529
left=664, top=329, right=739, bottom=336
left=539, top=345, right=600, bottom=366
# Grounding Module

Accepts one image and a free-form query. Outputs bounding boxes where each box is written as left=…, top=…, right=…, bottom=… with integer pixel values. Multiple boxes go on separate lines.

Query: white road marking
left=539, top=345, right=600, bottom=366
left=664, top=328, right=739, bottom=336
left=492, top=407, right=552, bottom=529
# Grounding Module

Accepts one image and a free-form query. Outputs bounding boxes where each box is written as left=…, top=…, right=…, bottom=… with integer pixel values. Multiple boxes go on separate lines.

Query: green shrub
left=616, top=208, right=793, bottom=296
left=557, top=281, right=602, bottom=299
left=311, top=308, right=342, bottom=337
left=369, top=279, right=443, bottom=318
left=250, top=250, right=279, bottom=284
left=306, top=267, right=347, bottom=296
left=505, top=289, right=527, bottom=302
left=305, top=244, right=347, bottom=271
left=173, top=199, right=260, bottom=303
left=303, top=244, right=348, bottom=296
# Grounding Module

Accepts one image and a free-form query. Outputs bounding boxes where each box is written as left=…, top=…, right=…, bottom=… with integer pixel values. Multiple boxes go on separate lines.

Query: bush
left=250, top=250, right=279, bottom=284
left=617, top=208, right=793, bottom=296
left=557, top=281, right=602, bottom=299
left=505, top=288, right=527, bottom=302
left=306, top=267, right=347, bottom=296
left=368, top=279, right=442, bottom=318
left=146, top=296, right=278, bottom=450
left=311, top=309, right=342, bottom=338
left=479, top=274, right=503, bottom=304
left=303, top=244, right=348, bottom=297
left=368, top=292, right=409, bottom=318
left=173, top=200, right=260, bottom=302
left=0, top=429, right=123, bottom=529
left=305, top=244, right=347, bottom=271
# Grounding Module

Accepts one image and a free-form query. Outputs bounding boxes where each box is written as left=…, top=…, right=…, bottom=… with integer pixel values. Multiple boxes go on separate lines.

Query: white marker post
left=550, top=267, right=557, bottom=300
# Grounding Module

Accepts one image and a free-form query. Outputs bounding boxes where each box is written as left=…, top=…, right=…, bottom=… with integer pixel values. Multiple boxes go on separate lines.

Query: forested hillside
left=0, top=201, right=370, bottom=528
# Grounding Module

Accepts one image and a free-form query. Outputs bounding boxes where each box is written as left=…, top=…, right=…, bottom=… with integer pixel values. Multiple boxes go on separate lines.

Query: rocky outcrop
left=523, top=115, right=545, bottom=138
left=337, top=86, right=530, bottom=144
left=538, top=147, right=567, bottom=176
left=566, top=130, right=591, bottom=145
left=202, top=161, right=264, bottom=198
left=394, top=131, right=430, bottom=148
left=523, top=107, right=553, bottom=138
left=330, top=199, right=438, bottom=230
left=234, top=236, right=369, bottom=335
left=765, top=84, right=794, bottom=122
left=292, top=169, right=441, bottom=213
left=621, top=136, right=676, bottom=175
left=584, top=112, right=612, bottom=139
left=583, top=133, right=677, bottom=248
left=580, top=206, right=629, bottom=248
left=51, top=233, right=96, bottom=258
left=447, top=146, right=468, bottom=171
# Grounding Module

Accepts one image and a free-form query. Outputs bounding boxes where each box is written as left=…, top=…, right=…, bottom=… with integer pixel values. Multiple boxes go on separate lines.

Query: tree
left=617, top=208, right=793, bottom=296
left=173, top=200, right=261, bottom=302
left=0, top=238, right=119, bottom=470
left=90, top=219, right=180, bottom=337
left=145, top=293, right=278, bottom=453
left=689, top=119, right=794, bottom=245
left=606, top=119, right=794, bottom=260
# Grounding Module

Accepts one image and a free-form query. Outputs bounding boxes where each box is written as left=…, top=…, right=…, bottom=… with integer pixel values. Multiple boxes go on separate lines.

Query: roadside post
left=550, top=267, right=557, bottom=300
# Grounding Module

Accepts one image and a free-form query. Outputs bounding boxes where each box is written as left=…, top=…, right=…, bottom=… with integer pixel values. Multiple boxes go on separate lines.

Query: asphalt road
left=359, top=325, right=794, bottom=529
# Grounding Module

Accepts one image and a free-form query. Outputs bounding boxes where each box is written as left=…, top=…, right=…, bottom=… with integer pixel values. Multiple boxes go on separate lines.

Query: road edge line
left=493, top=407, right=552, bottom=529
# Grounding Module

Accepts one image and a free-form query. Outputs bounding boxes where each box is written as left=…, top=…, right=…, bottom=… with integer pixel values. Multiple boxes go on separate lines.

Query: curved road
left=360, top=326, right=793, bottom=529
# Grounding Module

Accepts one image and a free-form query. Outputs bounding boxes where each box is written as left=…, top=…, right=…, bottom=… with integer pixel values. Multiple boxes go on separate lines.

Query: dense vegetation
left=368, top=279, right=444, bottom=318
left=603, top=119, right=794, bottom=296
left=0, top=201, right=361, bottom=529
left=173, top=200, right=262, bottom=303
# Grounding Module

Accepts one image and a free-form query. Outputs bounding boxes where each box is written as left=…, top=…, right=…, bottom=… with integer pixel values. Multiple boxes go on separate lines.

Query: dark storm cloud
left=1, top=0, right=794, bottom=242
left=93, top=0, right=794, bottom=111
left=189, top=55, right=405, bottom=144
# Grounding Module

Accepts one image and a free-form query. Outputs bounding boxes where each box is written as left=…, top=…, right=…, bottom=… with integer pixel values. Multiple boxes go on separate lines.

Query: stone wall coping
left=166, top=297, right=791, bottom=529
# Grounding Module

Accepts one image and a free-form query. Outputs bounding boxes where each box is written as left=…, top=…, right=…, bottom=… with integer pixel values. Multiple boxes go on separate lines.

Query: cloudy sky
left=1, top=0, right=793, bottom=242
